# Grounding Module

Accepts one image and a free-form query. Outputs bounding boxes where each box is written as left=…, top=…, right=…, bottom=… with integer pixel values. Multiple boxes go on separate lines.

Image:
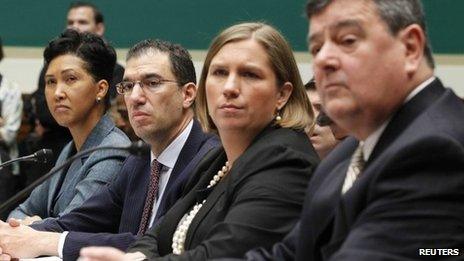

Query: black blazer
left=245, top=79, right=464, bottom=261
left=32, top=120, right=220, bottom=261
left=128, top=125, right=319, bottom=260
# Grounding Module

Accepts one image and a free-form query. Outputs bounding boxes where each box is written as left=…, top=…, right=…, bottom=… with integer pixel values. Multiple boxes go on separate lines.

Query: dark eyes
left=45, top=79, right=57, bottom=86
left=211, top=68, right=228, bottom=76
left=146, top=78, right=163, bottom=87
left=66, top=76, right=78, bottom=84
left=210, top=69, right=260, bottom=79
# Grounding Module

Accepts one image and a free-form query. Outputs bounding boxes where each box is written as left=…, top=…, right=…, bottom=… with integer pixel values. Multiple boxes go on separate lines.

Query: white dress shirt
left=58, top=119, right=194, bottom=258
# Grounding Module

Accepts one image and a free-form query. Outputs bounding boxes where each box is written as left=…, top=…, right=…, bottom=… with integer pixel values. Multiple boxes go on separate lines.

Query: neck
left=149, top=112, right=193, bottom=157
left=219, top=128, right=259, bottom=166
left=69, top=106, right=105, bottom=151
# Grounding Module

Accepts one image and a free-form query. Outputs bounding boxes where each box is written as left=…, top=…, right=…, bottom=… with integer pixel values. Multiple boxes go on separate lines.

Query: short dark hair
left=127, top=39, right=196, bottom=85
left=44, top=29, right=116, bottom=110
left=68, top=1, right=104, bottom=24
left=306, top=0, right=435, bottom=69
left=0, top=37, right=3, bottom=62
left=304, top=78, right=316, bottom=91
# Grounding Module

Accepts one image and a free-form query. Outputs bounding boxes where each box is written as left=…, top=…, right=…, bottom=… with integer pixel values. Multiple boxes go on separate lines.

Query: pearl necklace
left=172, top=161, right=230, bottom=255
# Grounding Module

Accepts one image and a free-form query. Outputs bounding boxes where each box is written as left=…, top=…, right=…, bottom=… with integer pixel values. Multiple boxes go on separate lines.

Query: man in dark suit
left=243, top=0, right=464, bottom=260
left=0, top=39, right=219, bottom=260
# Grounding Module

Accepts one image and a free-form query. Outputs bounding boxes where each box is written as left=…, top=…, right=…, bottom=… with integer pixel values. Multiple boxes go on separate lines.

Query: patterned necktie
left=138, top=159, right=162, bottom=235
left=342, top=142, right=365, bottom=194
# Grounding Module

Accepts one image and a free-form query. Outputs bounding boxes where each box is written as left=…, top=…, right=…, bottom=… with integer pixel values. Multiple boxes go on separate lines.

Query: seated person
left=78, top=22, right=320, bottom=260
left=305, top=79, right=347, bottom=158
left=8, top=29, right=130, bottom=224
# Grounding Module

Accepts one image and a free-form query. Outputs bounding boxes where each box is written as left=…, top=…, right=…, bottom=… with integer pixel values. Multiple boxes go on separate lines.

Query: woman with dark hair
left=8, top=30, right=130, bottom=224
left=79, top=22, right=319, bottom=261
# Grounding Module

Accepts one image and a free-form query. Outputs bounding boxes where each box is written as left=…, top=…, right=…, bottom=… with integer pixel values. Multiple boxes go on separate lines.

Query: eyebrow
left=44, top=68, right=77, bottom=78
left=308, top=19, right=364, bottom=44
left=123, top=72, right=162, bottom=81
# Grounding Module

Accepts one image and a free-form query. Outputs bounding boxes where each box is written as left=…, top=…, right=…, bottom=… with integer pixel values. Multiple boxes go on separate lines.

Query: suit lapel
left=131, top=154, right=151, bottom=230
left=368, top=79, right=445, bottom=164
left=184, top=151, right=228, bottom=248
left=156, top=148, right=225, bottom=255
left=165, top=120, right=204, bottom=192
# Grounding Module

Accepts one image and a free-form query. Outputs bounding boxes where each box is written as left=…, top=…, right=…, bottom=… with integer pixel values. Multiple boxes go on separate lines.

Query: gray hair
left=306, top=0, right=435, bottom=68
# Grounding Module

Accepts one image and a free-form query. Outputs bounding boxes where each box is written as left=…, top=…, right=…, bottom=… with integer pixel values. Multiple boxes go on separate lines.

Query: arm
left=31, top=160, right=137, bottom=261
left=43, top=152, right=127, bottom=222
left=330, top=137, right=464, bottom=260
left=244, top=222, right=300, bottom=261
left=8, top=177, right=52, bottom=219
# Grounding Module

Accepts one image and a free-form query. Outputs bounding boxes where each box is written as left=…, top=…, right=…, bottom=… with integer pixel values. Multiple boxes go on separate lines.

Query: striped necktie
left=138, top=159, right=162, bottom=235
left=342, top=142, right=365, bottom=194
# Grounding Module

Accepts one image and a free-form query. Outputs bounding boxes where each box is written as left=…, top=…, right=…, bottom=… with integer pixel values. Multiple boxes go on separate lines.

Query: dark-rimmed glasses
left=116, top=78, right=178, bottom=95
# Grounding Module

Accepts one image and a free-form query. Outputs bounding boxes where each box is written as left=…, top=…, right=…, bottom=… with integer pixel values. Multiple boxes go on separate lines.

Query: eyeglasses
left=116, top=78, right=178, bottom=95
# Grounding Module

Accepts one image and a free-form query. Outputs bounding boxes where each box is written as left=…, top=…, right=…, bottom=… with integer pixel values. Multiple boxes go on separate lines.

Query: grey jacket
left=8, top=114, right=130, bottom=221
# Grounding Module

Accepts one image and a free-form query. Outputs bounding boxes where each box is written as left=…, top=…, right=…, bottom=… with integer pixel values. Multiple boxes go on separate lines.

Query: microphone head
left=34, top=149, right=54, bottom=163
left=316, top=110, right=334, bottom=127
left=128, top=140, right=150, bottom=156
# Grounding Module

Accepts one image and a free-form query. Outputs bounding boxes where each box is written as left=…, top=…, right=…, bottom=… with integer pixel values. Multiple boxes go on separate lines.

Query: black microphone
left=316, top=110, right=334, bottom=127
left=0, top=141, right=150, bottom=215
left=0, top=149, right=54, bottom=170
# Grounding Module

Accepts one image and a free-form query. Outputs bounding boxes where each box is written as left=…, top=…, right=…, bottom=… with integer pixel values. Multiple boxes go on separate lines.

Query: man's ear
left=399, top=24, right=426, bottom=75
left=96, top=23, right=105, bottom=37
left=96, top=79, right=109, bottom=101
left=181, top=82, right=197, bottom=109
left=276, top=82, right=293, bottom=110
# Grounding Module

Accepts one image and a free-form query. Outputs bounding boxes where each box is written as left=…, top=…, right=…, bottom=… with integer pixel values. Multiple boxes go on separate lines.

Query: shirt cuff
left=58, top=231, right=69, bottom=259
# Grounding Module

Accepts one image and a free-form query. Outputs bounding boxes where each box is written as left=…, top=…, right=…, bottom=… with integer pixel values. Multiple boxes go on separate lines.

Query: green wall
left=0, top=0, right=462, bottom=54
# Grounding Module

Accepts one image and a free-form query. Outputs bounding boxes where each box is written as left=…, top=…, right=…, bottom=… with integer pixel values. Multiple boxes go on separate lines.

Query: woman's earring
left=96, top=97, right=102, bottom=103
left=275, top=111, right=282, bottom=123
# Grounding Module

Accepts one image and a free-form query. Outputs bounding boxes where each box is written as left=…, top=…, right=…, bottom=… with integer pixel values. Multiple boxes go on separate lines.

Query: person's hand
left=8, top=216, right=42, bottom=226
left=79, top=247, right=146, bottom=261
left=0, top=220, right=60, bottom=258
left=0, top=247, right=12, bottom=261
left=8, top=216, right=42, bottom=224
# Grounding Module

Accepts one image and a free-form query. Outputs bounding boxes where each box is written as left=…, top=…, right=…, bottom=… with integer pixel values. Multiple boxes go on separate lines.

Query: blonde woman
left=80, top=22, right=318, bottom=261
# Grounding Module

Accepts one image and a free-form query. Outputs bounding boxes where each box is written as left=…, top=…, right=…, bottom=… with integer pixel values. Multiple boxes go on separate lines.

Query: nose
left=127, top=82, right=146, bottom=105
left=313, top=42, right=340, bottom=75
left=54, top=83, right=66, bottom=101
left=222, top=73, right=240, bottom=99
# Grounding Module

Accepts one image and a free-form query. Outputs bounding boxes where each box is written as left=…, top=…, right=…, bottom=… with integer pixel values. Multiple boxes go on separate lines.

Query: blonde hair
left=196, top=22, right=315, bottom=133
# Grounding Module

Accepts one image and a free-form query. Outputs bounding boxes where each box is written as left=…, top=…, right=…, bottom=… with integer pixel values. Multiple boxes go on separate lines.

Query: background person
left=0, top=36, right=23, bottom=211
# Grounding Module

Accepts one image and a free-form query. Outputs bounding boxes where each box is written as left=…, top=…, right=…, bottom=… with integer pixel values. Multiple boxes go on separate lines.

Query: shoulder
left=241, top=127, right=318, bottom=166
left=230, top=127, right=319, bottom=186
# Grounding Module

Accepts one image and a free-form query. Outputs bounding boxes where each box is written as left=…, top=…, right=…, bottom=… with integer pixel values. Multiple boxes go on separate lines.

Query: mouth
left=54, top=105, right=71, bottom=112
left=219, top=103, right=243, bottom=111
left=131, top=111, right=151, bottom=121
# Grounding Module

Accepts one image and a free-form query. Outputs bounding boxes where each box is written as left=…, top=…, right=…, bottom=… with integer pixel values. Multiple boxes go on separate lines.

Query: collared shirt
left=362, top=76, right=436, bottom=161
left=58, top=119, right=193, bottom=258
left=148, top=119, right=193, bottom=227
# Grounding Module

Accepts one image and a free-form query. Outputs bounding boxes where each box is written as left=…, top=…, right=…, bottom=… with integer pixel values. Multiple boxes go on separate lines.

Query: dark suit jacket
left=128, top=125, right=319, bottom=260
left=245, top=78, right=464, bottom=261
left=32, top=120, right=220, bottom=261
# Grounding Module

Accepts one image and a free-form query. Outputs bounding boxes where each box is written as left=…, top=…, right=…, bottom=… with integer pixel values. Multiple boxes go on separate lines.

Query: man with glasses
left=0, top=39, right=219, bottom=260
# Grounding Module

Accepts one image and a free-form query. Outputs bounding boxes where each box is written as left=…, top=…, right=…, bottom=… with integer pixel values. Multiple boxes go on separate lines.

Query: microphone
left=0, top=141, right=150, bottom=215
left=0, top=149, right=54, bottom=170
left=316, top=110, right=334, bottom=127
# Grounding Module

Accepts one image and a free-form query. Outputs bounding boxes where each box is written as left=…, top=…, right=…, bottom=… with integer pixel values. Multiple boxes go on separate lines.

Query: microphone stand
left=0, top=142, right=148, bottom=216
